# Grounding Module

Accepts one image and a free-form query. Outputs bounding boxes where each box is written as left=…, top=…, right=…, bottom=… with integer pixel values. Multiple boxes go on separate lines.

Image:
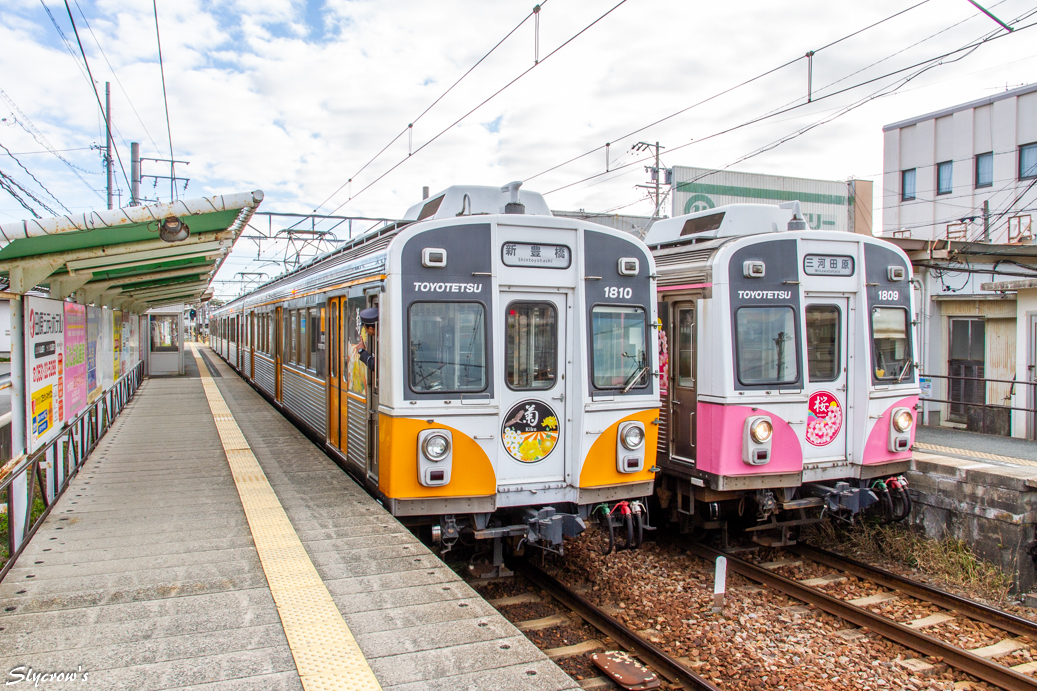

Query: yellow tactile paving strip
left=916, top=442, right=1037, bottom=468
left=190, top=345, right=383, bottom=691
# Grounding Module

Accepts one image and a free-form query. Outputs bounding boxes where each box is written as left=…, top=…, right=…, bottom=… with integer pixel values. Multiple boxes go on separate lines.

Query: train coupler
left=806, top=481, right=879, bottom=518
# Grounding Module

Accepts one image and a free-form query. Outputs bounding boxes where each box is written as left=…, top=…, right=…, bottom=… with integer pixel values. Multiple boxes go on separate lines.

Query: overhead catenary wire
left=0, top=169, right=58, bottom=217
left=309, top=1, right=552, bottom=218
left=152, top=0, right=177, bottom=200
left=325, top=0, right=631, bottom=216
left=0, top=141, right=72, bottom=213
left=61, top=0, right=132, bottom=195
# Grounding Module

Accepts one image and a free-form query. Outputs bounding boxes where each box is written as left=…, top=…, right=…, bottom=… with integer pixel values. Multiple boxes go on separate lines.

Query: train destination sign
left=502, top=242, right=571, bottom=269
left=803, top=254, right=854, bottom=276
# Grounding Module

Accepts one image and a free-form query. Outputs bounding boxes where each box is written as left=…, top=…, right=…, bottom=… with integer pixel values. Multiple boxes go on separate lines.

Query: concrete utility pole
left=983, top=200, right=991, bottom=242
left=106, top=82, right=113, bottom=210
left=654, top=141, right=661, bottom=217
left=634, top=141, right=667, bottom=219
left=131, top=142, right=141, bottom=206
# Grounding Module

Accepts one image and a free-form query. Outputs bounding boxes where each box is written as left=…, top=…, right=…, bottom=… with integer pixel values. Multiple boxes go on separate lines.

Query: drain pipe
left=911, top=276, right=928, bottom=425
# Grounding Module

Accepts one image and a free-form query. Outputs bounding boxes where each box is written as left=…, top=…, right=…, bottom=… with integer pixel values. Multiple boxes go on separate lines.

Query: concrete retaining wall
left=907, top=452, right=1037, bottom=593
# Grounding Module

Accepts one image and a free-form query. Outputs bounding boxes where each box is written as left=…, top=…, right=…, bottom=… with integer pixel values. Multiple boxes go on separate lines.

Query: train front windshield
left=735, top=307, right=799, bottom=385
left=872, top=307, right=912, bottom=381
left=409, top=302, right=487, bottom=392
left=592, top=306, right=648, bottom=389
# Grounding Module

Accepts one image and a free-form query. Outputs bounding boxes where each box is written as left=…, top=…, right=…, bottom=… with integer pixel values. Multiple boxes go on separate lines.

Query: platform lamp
left=159, top=215, right=190, bottom=243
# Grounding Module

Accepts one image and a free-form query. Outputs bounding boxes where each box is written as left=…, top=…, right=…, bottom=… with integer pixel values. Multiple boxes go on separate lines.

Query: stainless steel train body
left=645, top=203, right=920, bottom=533
left=210, top=184, right=660, bottom=555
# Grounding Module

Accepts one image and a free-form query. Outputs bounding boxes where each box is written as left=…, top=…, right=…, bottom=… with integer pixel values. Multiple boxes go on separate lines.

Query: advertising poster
left=101, top=309, right=114, bottom=390
left=63, top=303, right=87, bottom=418
left=120, top=312, right=130, bottom=374
left=86, top=306, right=101, bottom=402
left=113, top=310, right=122, bottom=380
left=26, top=296, right=65, bottom=453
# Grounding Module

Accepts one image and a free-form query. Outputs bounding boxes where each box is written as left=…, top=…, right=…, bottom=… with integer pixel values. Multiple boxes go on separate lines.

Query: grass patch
left=0, top=508, right=8, bottom=569
left=805, top=520, right=1012, bottom=605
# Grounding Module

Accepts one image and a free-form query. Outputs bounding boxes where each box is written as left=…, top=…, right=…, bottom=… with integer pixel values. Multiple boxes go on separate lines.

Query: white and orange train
left=646, top=202, right=919, bottom=543
left=211, top=183, right=660, bottom=567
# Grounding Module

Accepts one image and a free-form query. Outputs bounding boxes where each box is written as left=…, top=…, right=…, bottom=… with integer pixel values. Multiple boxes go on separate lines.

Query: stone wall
left=906, top=452, right=1037, bottom=593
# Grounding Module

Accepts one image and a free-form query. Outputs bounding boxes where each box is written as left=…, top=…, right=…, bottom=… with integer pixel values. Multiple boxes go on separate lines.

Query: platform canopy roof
left=0, top=190, right=263, bottom=312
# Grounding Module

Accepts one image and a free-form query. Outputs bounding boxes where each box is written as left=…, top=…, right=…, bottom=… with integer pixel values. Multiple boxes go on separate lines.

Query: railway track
left=476, top=560, right=721, bottom=690
left=686, top=542, right=1037, bottom=691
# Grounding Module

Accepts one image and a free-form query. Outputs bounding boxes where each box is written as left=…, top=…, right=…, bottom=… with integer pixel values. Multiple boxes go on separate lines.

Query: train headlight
left=892, top=409, right=913, bottom=433
left=621, top=423, right=645, bottom=450
left=422, top=433, right=451, bottom=461
left=750, top=419, right=773, bottom=444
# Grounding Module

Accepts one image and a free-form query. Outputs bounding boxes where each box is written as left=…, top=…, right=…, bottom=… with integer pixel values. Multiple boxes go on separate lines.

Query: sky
left=0, top=0, right=1035, bottom=300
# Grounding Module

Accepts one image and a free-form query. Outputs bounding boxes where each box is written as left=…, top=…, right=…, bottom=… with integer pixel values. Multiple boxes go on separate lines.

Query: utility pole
left=654, top=141, right=661, bottom=217
left=634, top=141, right=669, bottom=219
left=105, top=82, right=113, bottom=210
left=130, top=142, right=141, bottom=206
left=983, top=200, right=991, bottom=242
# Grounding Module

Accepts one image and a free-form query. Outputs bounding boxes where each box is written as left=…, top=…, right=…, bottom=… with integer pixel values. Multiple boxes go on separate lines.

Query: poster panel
left=64, top=303, right=87, bottom=418
left=101, top=309, right=114, bottom=390
left=120, top=312, right=130, bottom=375
left=86, top=306, right=101, bottom=402
left=113, top=310, right=122, bottom=380
left=26, top=296, right=65, bottom=453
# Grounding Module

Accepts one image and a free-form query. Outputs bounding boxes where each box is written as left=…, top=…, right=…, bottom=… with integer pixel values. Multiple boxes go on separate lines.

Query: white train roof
left=403, top=184, right=552, bottom=221
left=645, top=203, right=802, bottom=246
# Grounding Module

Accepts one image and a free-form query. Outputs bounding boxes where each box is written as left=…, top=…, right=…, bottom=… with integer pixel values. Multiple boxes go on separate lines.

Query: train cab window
left=806, top=305, right=840, bottom=382
left=735, top=307, right=799, bottom=385
left=506, top=302, right=557, bottom=390
left=409, top=302, right=487, bottom=393
left=872, top=307, right=912, bottom=381
left=591, top=305, right=648, bottom=390
left=676, top=308, right=695, bottom=387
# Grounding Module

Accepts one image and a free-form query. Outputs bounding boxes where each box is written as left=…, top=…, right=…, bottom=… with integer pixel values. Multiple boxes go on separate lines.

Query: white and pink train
left=646, top=203, right=919, bottom=542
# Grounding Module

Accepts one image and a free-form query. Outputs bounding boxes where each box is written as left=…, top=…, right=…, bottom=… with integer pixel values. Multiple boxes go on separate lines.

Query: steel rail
left=792, top=544, right=1037, bottom=640
left=687, top=543, right=1037, bottom=691
left=515, top=560, right=722, bottom=691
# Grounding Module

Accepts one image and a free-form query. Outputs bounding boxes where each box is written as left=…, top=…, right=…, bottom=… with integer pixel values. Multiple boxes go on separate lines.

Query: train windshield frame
left=806, top=304, right=841, bottom=382
left=871, top=306, right=913, bottom=382
left=734, top=306, right=800, bottom=386
left=408, top=301, right=488, bottom=394
left=590, top=305, right=649, bottom=390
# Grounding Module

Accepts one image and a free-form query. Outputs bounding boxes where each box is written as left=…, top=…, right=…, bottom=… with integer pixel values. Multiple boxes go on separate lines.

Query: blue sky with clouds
left=1, top=0, right=1035, bottom=298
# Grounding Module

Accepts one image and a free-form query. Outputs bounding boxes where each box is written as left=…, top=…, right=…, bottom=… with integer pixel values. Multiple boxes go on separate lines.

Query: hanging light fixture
left=159, top=215, right=189, bottom=243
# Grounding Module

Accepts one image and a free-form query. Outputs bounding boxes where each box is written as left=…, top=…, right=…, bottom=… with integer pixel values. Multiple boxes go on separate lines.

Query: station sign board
left=26, top=296, right=65, bottom=453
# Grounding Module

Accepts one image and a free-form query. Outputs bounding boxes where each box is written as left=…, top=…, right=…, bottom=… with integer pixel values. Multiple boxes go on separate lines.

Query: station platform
left=0, top=345, right=580, bottom=691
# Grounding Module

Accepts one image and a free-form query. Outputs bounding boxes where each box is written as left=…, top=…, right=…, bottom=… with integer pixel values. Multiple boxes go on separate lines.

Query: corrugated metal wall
left=347, top=396, right=367, bottom=470
left=281, top=367, right=326, bottom=436
left=254, top=354, right=276, bottom=397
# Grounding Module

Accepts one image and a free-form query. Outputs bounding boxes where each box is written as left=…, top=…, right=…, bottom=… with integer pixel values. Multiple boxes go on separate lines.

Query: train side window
left=300, top=309, right=309, bottom=369
left=872, top=307, right=912, bottom=381
left=329, top=305, right=337, bottom=378
left=284, top=311, right=293, bottom=364
left=806, top=305, right=840, bottom=382
left=505, top=302, right=557, bottom=390
left=735, top=307, right=799, bottom=386
left=591, top=305, right=648, bottom=390
left=310, top=307, right=324, bottom=376
left=409, top=302, right=487, bottom=393
left=676, top=307, right=695, bottom=387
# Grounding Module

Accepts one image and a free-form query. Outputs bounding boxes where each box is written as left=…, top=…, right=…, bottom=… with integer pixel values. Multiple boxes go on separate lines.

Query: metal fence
left=0, top=361, right=145, bottom=580
left=920, top=372, right=1037, bottom=438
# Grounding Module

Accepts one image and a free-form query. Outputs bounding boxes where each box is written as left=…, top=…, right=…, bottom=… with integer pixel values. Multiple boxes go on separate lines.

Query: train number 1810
left=604, top=286, right=634, bottom=299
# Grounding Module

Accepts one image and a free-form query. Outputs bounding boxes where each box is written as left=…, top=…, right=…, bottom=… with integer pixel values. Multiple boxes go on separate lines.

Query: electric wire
left=0, top=169, right=58, bottom=217
left=310, top=1, right=551, bottom=217
left=326, top=0, right=631, bottom=216
left=152, top=0, right=177, bottom=200
left=61, top=0, right=132, bottom=194
left=0, top=141, right=72, bottom=213
left=525, top=0, right=937, bottom=184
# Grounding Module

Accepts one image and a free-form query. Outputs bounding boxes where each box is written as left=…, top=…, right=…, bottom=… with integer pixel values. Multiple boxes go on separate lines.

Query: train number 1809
left=878, top=290, right=899, bottom=301
left=604, top=286, right=634, bottom=299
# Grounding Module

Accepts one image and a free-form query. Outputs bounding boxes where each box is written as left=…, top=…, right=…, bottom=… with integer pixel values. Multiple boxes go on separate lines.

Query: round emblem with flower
left=502, top=400, right=559, bottom=463
left=806, top=391, right=843, bottom=447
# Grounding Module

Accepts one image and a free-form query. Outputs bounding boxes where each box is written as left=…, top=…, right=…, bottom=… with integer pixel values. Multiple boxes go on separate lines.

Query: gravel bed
left=472, top=576, right=533, bottom=600
left=557, top=654, right=604, bottom=684
left=523, top=621, right=602, bottom=649
left=552, top=536, right=998, bottom=690
left=498, top=600, right=560, bottom=622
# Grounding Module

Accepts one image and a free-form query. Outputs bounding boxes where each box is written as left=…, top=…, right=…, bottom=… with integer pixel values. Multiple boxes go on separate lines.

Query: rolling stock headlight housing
left=621, top=423, right=645, bottom=450
left=743, top=415, right=773, bottom=466
left=418, top=429, right=453, bottom=486
left=888, top=407, right=913, bottom=453
left=616, top=421, right=647, bottom=473
left=750, top=418, right=773, bottom=443
left=422, top=433, right=450, bottom=460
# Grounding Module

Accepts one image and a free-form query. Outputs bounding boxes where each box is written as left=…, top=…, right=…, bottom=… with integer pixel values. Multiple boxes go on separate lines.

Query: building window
left=937, top=161, right=953, bottom=195
left=975, top=152, right=993, bottom=188
left=901, top=169, right=916, bottom=201
left=1021, top=143, right=1037, bottom=180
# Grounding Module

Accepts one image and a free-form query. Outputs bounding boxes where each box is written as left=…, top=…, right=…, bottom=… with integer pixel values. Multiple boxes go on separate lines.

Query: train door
left=498, top=293, right=568, bottom=485
left=803, top=298, right=849, bottom=461
left=366, top=293, right=379, bottom=481
left=670, top=302, right=697, bottom=462
left=328, top=297, right=341, bottom=448
left=274, top=306, right=283, bottom=402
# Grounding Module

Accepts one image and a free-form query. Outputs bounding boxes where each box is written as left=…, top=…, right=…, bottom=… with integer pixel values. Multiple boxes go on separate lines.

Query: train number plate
left=803, top=254, right=854, bottom=276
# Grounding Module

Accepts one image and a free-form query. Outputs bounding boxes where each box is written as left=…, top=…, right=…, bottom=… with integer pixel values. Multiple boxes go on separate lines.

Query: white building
left=882, top=84, right=1037, bottom=438
left=883, top=82, right=1037, bottom=242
